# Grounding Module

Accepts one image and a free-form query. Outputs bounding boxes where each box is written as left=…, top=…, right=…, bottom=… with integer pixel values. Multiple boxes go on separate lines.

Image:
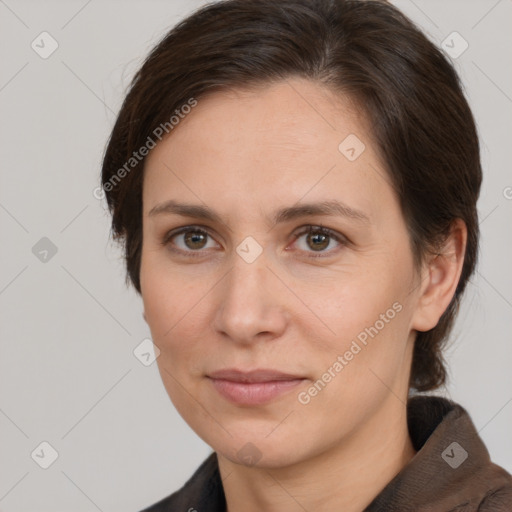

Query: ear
left=142, top=311, right=148, bottom=323
left=411, top=219, right=467, bottom=332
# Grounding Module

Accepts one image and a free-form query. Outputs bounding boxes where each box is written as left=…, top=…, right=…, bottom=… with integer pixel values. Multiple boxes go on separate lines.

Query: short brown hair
left=101, top=0, right=482, bottom=391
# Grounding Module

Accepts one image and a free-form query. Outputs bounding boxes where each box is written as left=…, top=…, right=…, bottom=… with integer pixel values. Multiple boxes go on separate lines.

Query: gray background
left=0, top=0, right=511, bottom=511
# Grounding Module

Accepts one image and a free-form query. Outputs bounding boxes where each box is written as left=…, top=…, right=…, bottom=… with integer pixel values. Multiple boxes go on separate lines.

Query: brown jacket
left=141, top=395, right=512, bottom=511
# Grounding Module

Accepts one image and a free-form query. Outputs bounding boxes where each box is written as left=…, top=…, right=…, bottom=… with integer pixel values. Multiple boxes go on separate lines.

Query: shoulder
left=478, top=463, right=512, bottom=511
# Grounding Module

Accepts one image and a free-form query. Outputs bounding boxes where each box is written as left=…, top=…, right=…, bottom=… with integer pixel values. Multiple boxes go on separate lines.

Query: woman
left=101, top=0, right=512, bottom=510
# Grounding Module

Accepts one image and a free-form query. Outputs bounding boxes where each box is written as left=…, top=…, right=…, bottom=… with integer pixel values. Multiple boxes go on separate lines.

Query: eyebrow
left=148, top=199, right=370, bottom=227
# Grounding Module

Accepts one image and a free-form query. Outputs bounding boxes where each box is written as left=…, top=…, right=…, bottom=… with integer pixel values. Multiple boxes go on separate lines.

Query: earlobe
left=411, top=219, right=467, bottom=332
left=142, top=311, right=147, bottom=323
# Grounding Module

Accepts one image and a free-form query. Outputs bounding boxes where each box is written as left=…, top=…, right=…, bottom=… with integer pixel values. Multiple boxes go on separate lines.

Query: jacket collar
left=364, top=394, right=511, bottom=510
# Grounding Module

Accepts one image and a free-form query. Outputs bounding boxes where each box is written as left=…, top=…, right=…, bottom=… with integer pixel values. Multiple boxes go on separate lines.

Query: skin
left=140, top=77, right=466, bottom=512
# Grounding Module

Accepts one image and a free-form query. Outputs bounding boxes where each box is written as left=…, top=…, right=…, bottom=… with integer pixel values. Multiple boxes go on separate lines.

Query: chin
left=197, top=424, right=311, bottom=469
left=218, top=441, right=306, bottom=469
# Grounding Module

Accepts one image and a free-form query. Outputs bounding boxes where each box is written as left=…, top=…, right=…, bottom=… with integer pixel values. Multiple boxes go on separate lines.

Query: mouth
left=207, top=368, right=306, bottom=406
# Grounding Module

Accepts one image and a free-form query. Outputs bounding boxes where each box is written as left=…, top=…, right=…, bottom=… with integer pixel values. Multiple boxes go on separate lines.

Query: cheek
left=298, top=287, right=412, bottom=425
left=140, top=260, right=214, bottom=429
left=141, top=247, right=191, bottom=328
left=303, top=257, right=414, bottom=385
left=310, top=268, right=407, bottom=340
left=140, top=253, right=214, bottom=368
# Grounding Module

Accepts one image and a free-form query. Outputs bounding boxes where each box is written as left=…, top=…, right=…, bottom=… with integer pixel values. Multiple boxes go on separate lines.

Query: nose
left=212, top=251, right=289, bottom=346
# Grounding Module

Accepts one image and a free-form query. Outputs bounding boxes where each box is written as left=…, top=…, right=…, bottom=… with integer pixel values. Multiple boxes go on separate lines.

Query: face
left=140, top=78, right=423, bottom=468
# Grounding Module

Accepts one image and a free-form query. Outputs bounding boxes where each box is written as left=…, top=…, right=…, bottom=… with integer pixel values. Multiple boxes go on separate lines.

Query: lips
left=207, top=368, right=306, bottom=406
left=208, top=368, right=304, bottom=383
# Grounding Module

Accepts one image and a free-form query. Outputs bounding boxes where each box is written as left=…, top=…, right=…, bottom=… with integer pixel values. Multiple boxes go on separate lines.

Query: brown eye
left=163, top=226, right=219, bottom=255
left=306, top=231, right=330, bottom=251
left=292, top=225, right=347, bottom=256
left=183, top=230, right=208, bottom=250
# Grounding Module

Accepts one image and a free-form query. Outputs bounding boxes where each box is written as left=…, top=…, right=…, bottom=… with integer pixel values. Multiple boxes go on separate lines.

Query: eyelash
left=161, top=224, right=348, bottom=258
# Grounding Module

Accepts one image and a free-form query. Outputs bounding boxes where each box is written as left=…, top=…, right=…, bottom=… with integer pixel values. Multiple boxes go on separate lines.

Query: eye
left=162, top=226, right=219, bottom=255
left=290, top=225, right=347, bottom=256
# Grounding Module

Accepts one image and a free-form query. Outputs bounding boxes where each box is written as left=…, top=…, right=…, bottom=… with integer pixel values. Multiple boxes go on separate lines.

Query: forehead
left=151, top=78, right=369, bottom=155
left=142, top=78, right=393, bottom=223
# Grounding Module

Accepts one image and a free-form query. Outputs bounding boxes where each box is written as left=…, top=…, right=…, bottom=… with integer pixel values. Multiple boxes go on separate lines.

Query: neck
left=218, top=394, right=416, bottom=512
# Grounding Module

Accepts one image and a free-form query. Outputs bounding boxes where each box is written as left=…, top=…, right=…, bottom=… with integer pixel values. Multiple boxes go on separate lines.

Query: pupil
left=308, top=232, right=329, bottom=251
